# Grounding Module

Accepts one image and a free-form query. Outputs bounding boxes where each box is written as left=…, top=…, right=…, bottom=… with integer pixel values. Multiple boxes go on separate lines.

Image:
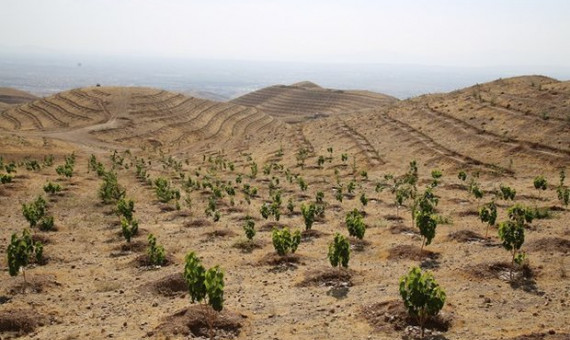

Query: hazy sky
left=1, top=0, right=569, bottom=67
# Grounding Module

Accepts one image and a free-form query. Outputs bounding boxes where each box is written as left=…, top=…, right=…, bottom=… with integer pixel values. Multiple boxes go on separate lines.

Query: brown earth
left=0, top=76, right=569, bottom=339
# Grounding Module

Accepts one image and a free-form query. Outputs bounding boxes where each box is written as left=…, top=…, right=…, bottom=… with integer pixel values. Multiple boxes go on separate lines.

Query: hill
left=230, top=81, right=398, bottom=123
left=0, top=87, right=37, bottom=105
left=0, top=76, right=568, bottom=340
left=0, top=86, right=285, bottom=153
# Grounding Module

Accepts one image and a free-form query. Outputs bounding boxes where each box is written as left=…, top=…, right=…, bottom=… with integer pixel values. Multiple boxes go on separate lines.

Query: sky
left=1, top=0, right=569, bottom=68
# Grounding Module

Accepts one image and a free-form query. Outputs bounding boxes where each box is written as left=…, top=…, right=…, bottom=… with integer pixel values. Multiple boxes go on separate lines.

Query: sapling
left=43, top=181, right=62, bottom=195
left=121, top=217, right=139, bottom=243
left=415, top=188, right=439, bottom=256
left=301, top=203, right=317, bottom=230
left=271, top=227, right=301, bottom=256
left=183, top=252, right=225, bottom=340
left=328, top=233, right=350, bottom=268
left=359, top=192, right=368, bottom=207
left=399, top=267, right=446, bottom=338
left=533, top=175, right=547, bottom=203
left=0, top=174, right=13, bottom=184
left=345, top=209, right=365, bottom=239
left=317, top=155, right=325, bottom=168
left=315, top=191, right=324, bottom=204
left=99, top=171, right=126, bottom=204
left=556, top=169, right=569, bottom=208
left=147, top=234, right=166, bottom=266
left=498, top=220, right=526, bottom=281
left=341, top=153, right=348, bottom=164
left=479, top=201, right=497, bottom=237
left=7, top=229, right=44, bottom=285
left=347, top=180, right=356, bottom=195
left=498, top=184, right=516, bottom=201
left=243, top=216, right=256, bottom=241
left=116, top=198, right=135, bottom=222
left=335, top=185, right=343, bottom=203
left=287, top=198, right=294, bottom=214
left=298, top=176, right=308, bottom=191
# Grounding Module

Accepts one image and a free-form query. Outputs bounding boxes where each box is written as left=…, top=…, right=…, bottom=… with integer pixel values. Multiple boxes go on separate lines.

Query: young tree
left=271, top=227, right=301, bottom=256
left=116, top=198, right=135, bottom=222
left=243, top=216, right=256, bottom=241
left=99, top=171, right=126, bottom=204
left=183, top=252, right=225, bottom=339
left=43, top=181, right=62, bottom=195
left=7, top=229, right=43, bottom=285
left=498, top=220, right=526, bottom=281
left=345, top=209, right=366, bottom=240
left=359, top=192, right=368, bottom=207
left=556, top=169, right=569, bottom=208
left=533, top=175, right=548, bottom=204
left=399, top=267, right=446, bottom=339
left=121, top=217, right=139, bottom=243
left=147, top=234, right=166, bottom=266
left=301, top=203, right=317, bottom=230
left=479, top=201, right=497, bottom=238
left=415, top=188, right=439, bottom=256
left=328, top=233, right=350, bottom=268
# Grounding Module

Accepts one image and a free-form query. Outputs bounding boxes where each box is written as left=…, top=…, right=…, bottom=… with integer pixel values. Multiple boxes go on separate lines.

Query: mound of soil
left=0, top=309, right=48, bottom=335
left=259, top=222, right=288, bottom=232
left=362, top=300, right=452, bottom=336
left=183, top=219, right=211, bottom=228
left=467, top=261, right=537, bottom=287
left=457, top=209, right=479, bottom=217
left=142, top=273, right=187, bottom=297
left=112, top=240, right=147, bottom=254
left=8, top=274, right=61, bottom=295
left=508, top=331, right=569, bottom=340
left=301, top=229, right=327, bottom=241
left=298, top=268, right=353, bottom=287
left=447, top=229, right=487, bottom=243
left=349, top=237, right=371, bottom=252
left=156, top=305, right=245, bottom=339
left=134, top=253, right=174, bottom=268
left=259, top=253, right=304, bottom=272
left=526, top=237, right=570, bottom=253
left=232, top=239, right=264, bottom=253
left=386, top=244, right=439, bottom=262
left=202, top=229, right=237, bottom=242
left=384, top=214, right=404, bottom=222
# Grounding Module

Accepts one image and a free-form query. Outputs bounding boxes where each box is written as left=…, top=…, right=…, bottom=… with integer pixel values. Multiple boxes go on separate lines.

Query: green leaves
left=345, top=209, right=366, bottom=240
left=399, top=267, right=446, bottom=337
left=22, top=196, right=54, bottom=230
left=301, top=203, right=317, bottom=230
left=116, top=198, right=135, bottom=222
left=498, top=220, right=525, bottom=252
left=243, top=216, right=256, bottom=241
left=328, top=233, right=350, bottom=268
left=99, top=171, right=126, bottom=204
left=7, top=229, right=43, bottom=278
left=43, top=181, right=62, bottom=195
left=479, top=201, right=497, bottom=237
left=271, top=227, right=301, bottom=256
left=183, top=252, right=224, bottom=312
left=204, top=266, right=224, bottom=312
left=498, top=184, right=516, bottom=201
left=147, top=234, right=166, bottom=266
left=184, top=252, right=207, bottom=303
left=154, top=177, right=180, bottom=203
left=121, top=217, right=139, bottom=243
left=533, top=175, right=547, bottom=191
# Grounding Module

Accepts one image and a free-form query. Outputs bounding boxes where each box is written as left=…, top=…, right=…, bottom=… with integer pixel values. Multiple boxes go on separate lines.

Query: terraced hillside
left=0, top=76, right=569, bottom=340
left=0, top=87, right=37, bottom=105
left=231, top=81, right=398, bottom=123
left=0, top=87, right=286, bottom=154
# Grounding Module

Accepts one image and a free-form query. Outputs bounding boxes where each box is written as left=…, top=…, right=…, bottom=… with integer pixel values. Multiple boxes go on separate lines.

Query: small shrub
left=399, top=267, right=446, bottom=339
left=328, top=233, right=350, bottom=268
left=345, top=209, right=365, bottom=240
left=7, top=229, right=44, bottom=283
left=301, top=203, right=317, bottom=230
left=43, top=181, right=62, bottom=195
left=99, top=172, right=126, bottom=204
left=121, top=217, right=139, bottom=243
left=0, top=173, right=13, bottom=184
left=154, top=177, right=180, bottom=203
left=272, top=227, right=301, bottom=256
left=147, top=234, right=166, bottom=266
left=479, top=201, right=497, bottom=237
left=243, top=216, right=256, bottom=241
left=116, top=198, right=135, bottom=222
